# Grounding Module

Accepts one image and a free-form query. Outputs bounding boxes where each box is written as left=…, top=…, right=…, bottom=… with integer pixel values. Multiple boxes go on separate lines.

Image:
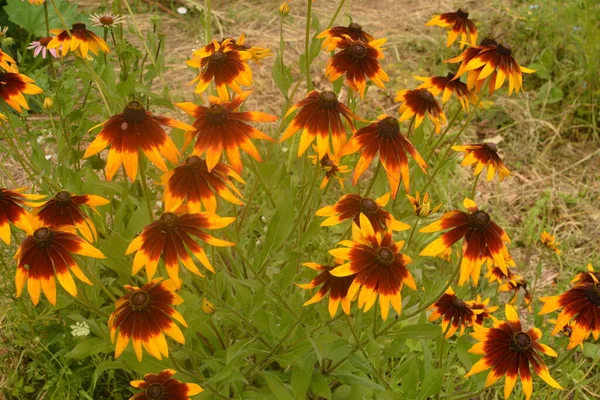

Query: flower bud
left=202, top=297, right=216, bottom=315
left=278, top=2, right=290, bottom=16
left=43, top=97, right=54, bottom=110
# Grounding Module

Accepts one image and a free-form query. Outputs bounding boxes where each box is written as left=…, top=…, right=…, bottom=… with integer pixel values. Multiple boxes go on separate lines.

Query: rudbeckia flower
left=539, top=273, right=600, bottom=349
left=317, top=22, right=374, bottom=51
left=468, top=295, right=498, bottom=326
left=297, top=260, right=355, bottom=318
left=89, top=13, right=126, bottom=28
left=307, top=152, right=350, bottom=189
left=126, top=210, right=235, bottom=285
left=48, top=23, right=110, bottom=58
left=0, top=188, right=43, bottom=244
left=395, top=88, right=447, bottom=133
left=108, top=278, right=187, bottom=361
left=175, top=91, right=276, bottom=173
left=28, top=37, right=60, bottom=59
left=324, top=35, right=389, bottom=99
left=15, top=219, right=105, bottom=306
left=341, top=115, right=427, bottom=199
left=0, top=48, right=16, bottom=69
left=445, top=37, right=535, bottom=95
left=29, top=191, right=109, bottom=242
left=406, top=191, right=441, bottom=218
left=426, top=9, right=478, bottom=48
left=83, top=100, right=193, bottom=182
left=452, top=142, right=511, bottom=182
left=499, top=273, right=533, bottom=306
left=415, top=73, right=478, bottom=110
left=486, top=264, right=517, bottom=285
left=540, top=231, right=560, bottom=255
left=0, top=67, right=43, bottom=113
left=428, top=286, right=479, bottom=338
left=466, top=304, right=563, bottom=400
left=161, top=156, right=244, bottom=213
left=130, top=369, right=203, bottom=400
left=279, top=90, right=359, bottom=158
left=316, top=192, right=409, bottom=233
left=229, top=33, right=272, bottom=64
left=572, top=264, right=599, bottom=285
left=328, top=214, right=417, bottom=320
left=420, top=198, right=514, bottom=286
left=186, top=37, right=252, bottom=100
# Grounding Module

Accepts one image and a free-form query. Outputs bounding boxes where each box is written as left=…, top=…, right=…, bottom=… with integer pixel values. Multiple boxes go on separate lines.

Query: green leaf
left=5, top=0, right=81, bottom=37
left=309, top=373, right=332, bottom=399
left=402, top=359, right=419, bottom=398
left=291, top=364, right=313, bottom=399
left=64, top=337, right=111, bottom=359
left=395, top=324, right=441, bottom=340
left=333, top=373, right=385, bottom=391
left=418, top=368, right=443, bottom=399
left=261, top=372, right=296, bottom=400
left=272, top=53, right=293, bottom=97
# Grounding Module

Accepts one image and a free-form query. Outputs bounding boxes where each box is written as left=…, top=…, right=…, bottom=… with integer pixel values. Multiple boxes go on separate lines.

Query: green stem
left=405, top=216, right=421, bottom=250
left=293, top=161, right=320, bottom=246
left=304, top=0, right=313, bottom=92
left=138, top=156, right=155, bottom=221
left=363, top=161, right=382, bottom=198
left=327, top=0, right=347, bottom=28
left=424, top=106, right=463, bottom=163
left=470, top=173, right=480, bottom=200
left=205, top=0, right=212, bottom=44
left=248, top=158, right=276, bottom=208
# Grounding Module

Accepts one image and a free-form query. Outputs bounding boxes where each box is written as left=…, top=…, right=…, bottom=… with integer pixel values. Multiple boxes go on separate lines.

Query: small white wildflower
left=263, top=226, right=268, bottom=233
left=70, top=321, right=90, bottom=337
left=282, top=147, right=288, bottom=153
left=45, top=154, right=53, bottom=160
left=261, top=215, right=267, bottom=223
left=177, top=7, right=187, bottom=15
left=156, top=200, right=163, bottom=208
left=256, top=239, right=262, bottom=246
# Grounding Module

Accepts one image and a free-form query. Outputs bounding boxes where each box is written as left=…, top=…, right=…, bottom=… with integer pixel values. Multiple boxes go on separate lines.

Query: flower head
left=406, top=191, right=441, bottom=218
left=0, top=187, right=44, bottom=244
left=29, top=191, right=109, bottom=242
left=297, top=260, right=355, bottom=318
left=499, top=273, right=533, bottom=306
left=316, top=192, right=409, bottom=233
left=130, top=369, right=203, bottom=400
left=317, top=22, right=375, bottom=52
left=539, top=273, right=600, bottom=349
left=395, top=88, right=446, bottom=133
left=90, top=13, right=126, bottom=28
left=426, top=9, right=478, bottom=48
left=308, top=152, right=350, bottom=189
left=161, top=156, right=244, bottom=214
left=420, top=198, right=514, bottom=285
left=415, top=73, right=478, bottom=110
left=28, top=36, right=60, bottom=58
left=48, top=23, right=110, bottom=58
left=15, top=219, right=105, bottom=306
left=452, top=142, right=511, bottom=182
left=186, top=37, right=252, bottom=99
left=445, top=37, right=535, bottom=95
left=468, top=295, right=499, bottom=326
left=108, top=278, right=187, bottom=361
left=342, top=115, right=427, bottom=199
left=83, top=100, right=193, bottom=182
left=126, top=210, right=235, bottom=286
left=279, top=90, right=360, bottom=158
left=465, top=304, right=562, bottom=400
left=201, top=297, right=216, bottom=315
left=428, top=287, right=479, bottom=338
left=572, top=264, right=600, bottom=285
left=0, top=49, right=15, bottom=70
left=327, top=215, right=416, bottom=320
left=540, top=231, right=560, bottom=255
left=279, top=90, right=359, bottom=158
left=0, top=68, right=43, bottom=113
left=324, top=35, right=389, bottom=98
left=175, top=92, right=276, bottom=173
left=227, top=33, right=272, bottom=64
left=278, top=3, right=290, bottom=17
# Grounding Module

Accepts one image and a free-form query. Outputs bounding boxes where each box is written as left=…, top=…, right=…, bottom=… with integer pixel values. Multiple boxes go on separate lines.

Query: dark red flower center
left=497, top=43, right=512, bottom=56
left=563, top=325, right=573, bottom=336
left=318, top=91, right=338, bottom=110
left=99, top=16, right=115, bottom=25
left=145, top=382, right=165, bottom=399
left=211, top=51, right=226, bottom=63
left=40, top=36, right=52, bottom=46
left=348, top=22, right=362, bottom=31
left=72, top=23, right=87, bottom=31
left=123, top=101, right=146, bottom=123
left=419, top=89, right=435, bottom=103
left=184, top=155, right=205, bottom=170
left=469, top=210, right=490, bottom=230
left=451, top=296, right=466, bottom=309
left=483, top=142, right=497, bottom=153
left=446, top=72, right=456, bottom=80
left=55, top=190, right=72, bottom=204
left=511, top=331, right=532, bottom=352
left=320, top=154, right=336, bottom=168
left=360, top=198, right=378, bottom=213
left=349, top=43, right=367, bottom=58
left=376, top=117, right=400, bottom=139
left=33, top=227, right=54, bottom=247
left=585, top=283, right=600, bottom=306
left=130, top=291, right=151, bottom=311
left=206, top=104, right=228, bottom=125
left=456, top=9, right=469, bottom=19
left=378, top=247, right=394, bottom=264
left=480, top=36, right=498, bottom=47
left=159, top=212, right=181, bottom=233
